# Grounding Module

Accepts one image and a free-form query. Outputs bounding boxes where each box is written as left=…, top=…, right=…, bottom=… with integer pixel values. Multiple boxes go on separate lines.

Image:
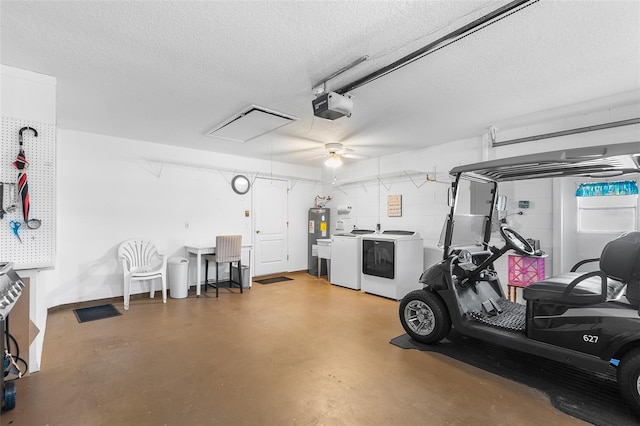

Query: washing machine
left=361, top=231, right=424, bottom=300
left=330, top=229, right=376, bottom=290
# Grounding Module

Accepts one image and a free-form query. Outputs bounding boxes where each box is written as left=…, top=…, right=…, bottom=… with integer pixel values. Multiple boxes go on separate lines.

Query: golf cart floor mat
left=468, top=298, right=525, bottom=331
left=390, top=330, right=639, bottom=426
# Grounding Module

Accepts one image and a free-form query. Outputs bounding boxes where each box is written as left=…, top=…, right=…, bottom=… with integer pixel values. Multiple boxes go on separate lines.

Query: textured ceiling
left=1, top=1, right=639, bottom=167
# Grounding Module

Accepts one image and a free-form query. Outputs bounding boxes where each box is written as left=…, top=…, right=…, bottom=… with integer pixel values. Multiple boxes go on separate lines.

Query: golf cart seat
left=524, top=231, right=640, bottom=306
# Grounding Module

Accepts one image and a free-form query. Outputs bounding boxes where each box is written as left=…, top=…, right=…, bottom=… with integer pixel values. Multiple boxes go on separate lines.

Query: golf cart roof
left=450, top=142, right=640, bottom=182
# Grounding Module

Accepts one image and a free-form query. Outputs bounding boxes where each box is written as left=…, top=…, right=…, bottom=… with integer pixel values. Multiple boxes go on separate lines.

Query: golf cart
left=398, top=141, right=640, bottom=414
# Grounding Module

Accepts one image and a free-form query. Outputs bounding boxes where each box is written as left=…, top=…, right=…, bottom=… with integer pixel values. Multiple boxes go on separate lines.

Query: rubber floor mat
left=390, top=330, right=639, bottom=426
left=74, top=304, right=121, bottom=323
left=254, top=276, right=293, bottom=285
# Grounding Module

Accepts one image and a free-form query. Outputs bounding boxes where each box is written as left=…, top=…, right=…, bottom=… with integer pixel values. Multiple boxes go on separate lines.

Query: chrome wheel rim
left=636, top=374, right=640, bottom=396
left=404, top=300, right=435, bottom=336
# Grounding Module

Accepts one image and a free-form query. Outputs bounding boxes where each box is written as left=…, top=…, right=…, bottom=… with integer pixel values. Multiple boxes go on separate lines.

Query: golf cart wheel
left=399, top=290, right=451, bottom=344
left=618, top=347, right=640, bottom=414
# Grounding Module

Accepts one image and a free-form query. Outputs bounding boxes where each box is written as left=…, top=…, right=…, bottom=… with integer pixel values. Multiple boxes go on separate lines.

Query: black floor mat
left=390, top=331, right=639, bottom=426
left=74, top=304, right=121, bottom=323
left=254, top=276, right=293, bottom=285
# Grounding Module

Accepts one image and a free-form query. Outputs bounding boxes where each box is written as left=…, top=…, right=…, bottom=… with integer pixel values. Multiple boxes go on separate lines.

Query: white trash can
left=168, top=257, right=189, bottom=298
left=232, top=264, right=251, bottom=288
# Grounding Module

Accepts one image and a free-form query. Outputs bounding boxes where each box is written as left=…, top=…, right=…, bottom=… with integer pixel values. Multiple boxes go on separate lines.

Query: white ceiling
left=1, top=1, right=639, bottom=167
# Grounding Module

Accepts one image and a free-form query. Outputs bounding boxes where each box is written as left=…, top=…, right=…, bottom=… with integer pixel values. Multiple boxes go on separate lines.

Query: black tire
left=399, top=289, right=451, bottom=344
left=618, top=347, right=640, bottom=415
left=3, top=379, right=16, bottom=411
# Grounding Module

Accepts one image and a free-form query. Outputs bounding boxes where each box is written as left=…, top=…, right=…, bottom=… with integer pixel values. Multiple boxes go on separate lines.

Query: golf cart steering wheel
left=499, top=225, right=535, bottom=256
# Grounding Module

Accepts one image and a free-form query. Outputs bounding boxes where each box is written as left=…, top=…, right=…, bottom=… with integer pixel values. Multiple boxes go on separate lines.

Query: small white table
left=185, top=244, right=253, bottom=296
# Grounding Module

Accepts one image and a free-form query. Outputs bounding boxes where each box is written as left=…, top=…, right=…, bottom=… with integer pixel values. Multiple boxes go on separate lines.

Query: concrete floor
left=2, top=272, right=585, bottom=425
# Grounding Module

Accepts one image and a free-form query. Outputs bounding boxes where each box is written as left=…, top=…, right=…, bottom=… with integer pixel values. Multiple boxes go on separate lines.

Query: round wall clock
left=231, top=175, right=251, bottom=195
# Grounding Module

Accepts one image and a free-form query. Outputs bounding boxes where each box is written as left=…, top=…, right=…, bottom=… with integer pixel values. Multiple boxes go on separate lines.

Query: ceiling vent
left=206, top=105, right=298, bottom=143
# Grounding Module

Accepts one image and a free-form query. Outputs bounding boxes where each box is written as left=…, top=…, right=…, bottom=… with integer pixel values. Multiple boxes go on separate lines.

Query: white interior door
left=253, top=178, right=288, bottom=276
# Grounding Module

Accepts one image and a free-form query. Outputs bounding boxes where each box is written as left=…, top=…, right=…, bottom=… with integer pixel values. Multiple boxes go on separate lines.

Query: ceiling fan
left=316, top=143, right=369, bottom=167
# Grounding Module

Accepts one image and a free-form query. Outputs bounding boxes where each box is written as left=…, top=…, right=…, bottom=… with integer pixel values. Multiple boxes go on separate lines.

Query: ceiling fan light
left=325, top=153, right=343, bottom=168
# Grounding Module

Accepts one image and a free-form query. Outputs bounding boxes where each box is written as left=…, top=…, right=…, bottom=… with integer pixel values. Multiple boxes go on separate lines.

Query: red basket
left=508, top=255, right=545, bottom=287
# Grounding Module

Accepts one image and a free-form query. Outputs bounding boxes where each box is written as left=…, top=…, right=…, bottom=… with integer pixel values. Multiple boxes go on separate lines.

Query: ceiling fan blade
left=309, top=153, right=329, bottom=160
left=343, top=153, right=370, bottom=160
left=336, top=147, right=354, bottom=154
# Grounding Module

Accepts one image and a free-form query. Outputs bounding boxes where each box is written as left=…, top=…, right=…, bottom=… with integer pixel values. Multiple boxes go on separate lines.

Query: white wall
left=490, top=95, right=640, bottom=160
left=0, top=65, right=56, bottom=123
left=51, top=129, right=321, bottom=307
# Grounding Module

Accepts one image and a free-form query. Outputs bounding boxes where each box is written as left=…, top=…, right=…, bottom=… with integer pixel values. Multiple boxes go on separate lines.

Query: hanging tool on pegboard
left=13, top=127, right=41, bottom=229
left=0, top=182, right=17, bottom=219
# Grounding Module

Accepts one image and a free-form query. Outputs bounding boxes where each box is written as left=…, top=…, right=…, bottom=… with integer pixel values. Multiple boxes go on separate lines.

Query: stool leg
left=204, top=259, right=208, bottom=292
left=215, top=262, right=219, bottom=298
left=238, top=261, right=243, bottom=293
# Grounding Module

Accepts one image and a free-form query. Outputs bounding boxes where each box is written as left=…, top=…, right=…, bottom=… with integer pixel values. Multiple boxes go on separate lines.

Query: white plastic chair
left=204, top=235, right=243, bottom=297
left=117, top=239, right=168, bottom=310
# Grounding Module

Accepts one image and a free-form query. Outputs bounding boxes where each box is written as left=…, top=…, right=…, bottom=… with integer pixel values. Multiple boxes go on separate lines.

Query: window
left=577, top=181, right=638, bottom=233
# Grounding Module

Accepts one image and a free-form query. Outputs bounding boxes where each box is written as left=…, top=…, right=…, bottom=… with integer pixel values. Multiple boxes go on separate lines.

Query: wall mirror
left=231, top=175, right=251, bottom=194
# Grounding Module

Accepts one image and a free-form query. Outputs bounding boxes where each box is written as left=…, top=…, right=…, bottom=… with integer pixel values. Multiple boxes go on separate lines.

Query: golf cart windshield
left=438, top=178, right=495, bottom=250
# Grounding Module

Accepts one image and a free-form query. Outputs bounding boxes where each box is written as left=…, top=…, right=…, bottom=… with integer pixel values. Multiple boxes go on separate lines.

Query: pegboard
left=0, top=117, right=56, bottom=268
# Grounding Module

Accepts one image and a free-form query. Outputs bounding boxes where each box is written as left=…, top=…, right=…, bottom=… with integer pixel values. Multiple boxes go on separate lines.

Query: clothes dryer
left=361, top=231, right=424, bottom=300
